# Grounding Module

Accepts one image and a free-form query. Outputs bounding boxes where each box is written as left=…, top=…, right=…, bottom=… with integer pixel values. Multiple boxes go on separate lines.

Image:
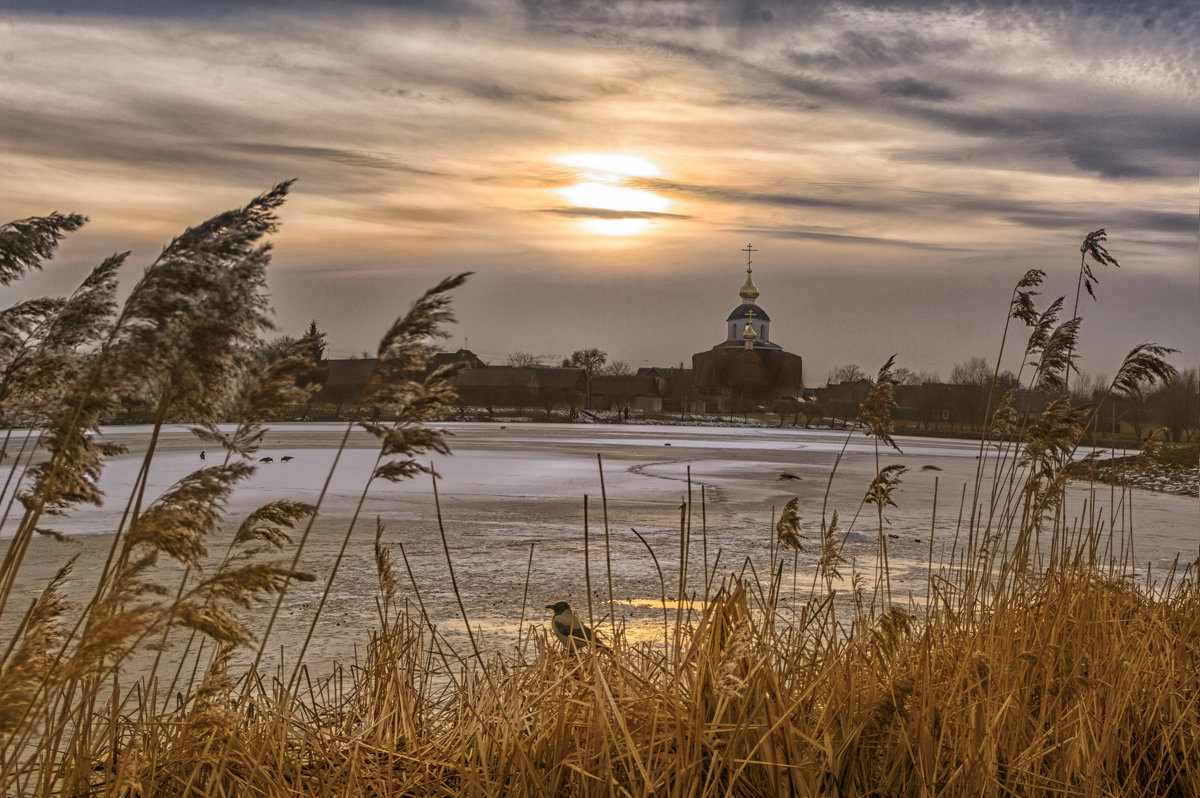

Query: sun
left=554, top=153, right=672, bottom=236
left=556, top=153, right=661, bottom=178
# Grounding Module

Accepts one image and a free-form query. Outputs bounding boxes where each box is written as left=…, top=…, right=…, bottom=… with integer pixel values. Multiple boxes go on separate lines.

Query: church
left=689, top=246, right=804, bottom=413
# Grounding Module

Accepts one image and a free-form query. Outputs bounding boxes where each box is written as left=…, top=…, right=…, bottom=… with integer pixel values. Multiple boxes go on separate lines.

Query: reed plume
left=192, top=331, right=326, bottom=457
left=986, top=387, right=1019, bottom=440
left=107, top=183, right=288, bottom=423
left=1110, top=342, right=1177, bottom=400
left=16, top=183, right=290, bottom=530
left=0, top=558, right=74, bottom=736
left=61, top=553, right=166, bottom=683
left=858, top=354, right=900, bottom=452
left=5, top=257, right=124, bottom=423
left=1030, top=317, right=1081, bottom=395
left=0, top=298, right=65, bottom=416
left=1077, top=228, right=1119, bottom=303
left=122, top=462, right=254, bottom=567
left=0, top=212, right=86, bottom=285
left=366, top=272, right=472, bottom=401
left=1020, top=397, right=1091, bottom=521
left=1009, top=268, right=1045, bottom=327
left=179, top=564, right=316, bottom=648
left=6, top=257, right=124, bottom=511
left=232, top=499, right=317, bottom=552
left=818, top=510, right=846, bottom=586
left=865, top=464, right=907, bottom=510
left=775, top=496, right=803, bottom=551
left=361, top=272, right=471, bottom=483
left=1023, top=296, right=1064, bottom=361
left=374, top=519, right=399, bottom=621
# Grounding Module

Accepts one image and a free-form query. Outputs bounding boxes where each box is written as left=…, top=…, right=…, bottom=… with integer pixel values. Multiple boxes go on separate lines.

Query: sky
left=2, top=0, right=1197, bottom=385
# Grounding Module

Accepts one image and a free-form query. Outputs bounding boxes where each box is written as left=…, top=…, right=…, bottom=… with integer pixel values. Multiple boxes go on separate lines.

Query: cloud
left=0, top=105, right=447, bottom=192
left=733, top=226, right=966, bottom=251
left=1004, top=209, right=1197, bottom=238
left=0, top=0, right=490, bottom=20
left=787, top=30, right=971, bottom=71
left=627, top=178, right=893, bottom=214
left=540, top=208, right=691, bottom=220
left=465, top=83, right=573, bottom=103
left=897, top=103, right=1199, bottom=180
left=230, top=143, right=450, bottom=175
left=875, top=77, right=958, bottom=102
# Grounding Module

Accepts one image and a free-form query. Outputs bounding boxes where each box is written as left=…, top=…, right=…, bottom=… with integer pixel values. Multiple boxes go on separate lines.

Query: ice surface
left=3, top=421, right=1196, bottom=675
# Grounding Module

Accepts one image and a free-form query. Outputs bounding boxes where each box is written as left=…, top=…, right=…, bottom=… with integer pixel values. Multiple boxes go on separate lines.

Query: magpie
left=546, top=601, right=605, bottom=652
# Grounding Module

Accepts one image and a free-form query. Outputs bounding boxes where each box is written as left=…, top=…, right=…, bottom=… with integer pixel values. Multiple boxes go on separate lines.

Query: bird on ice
left=280, top=455, right=294, bottom=462
left=546, top=601, right=605, bottom=652
left=259, top=456, right=273, bottom=463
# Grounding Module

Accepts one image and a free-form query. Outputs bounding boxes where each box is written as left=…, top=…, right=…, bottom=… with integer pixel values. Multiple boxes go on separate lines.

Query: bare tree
left=507, top=351, right=539, bottom=367
left=261, top=334, right=297, bottom=362
left=950, top=356, right=991, bottom=386
left=1069, top=370, right=1109, bottom=404
left=827, top=363, right=866, bottom=385
left=321, top=382, right=359, bottom=418
left=562, top=348, right=607, bottom=374
left=564, top=348, right=607, bottom=412
left=602, top=360, right=633, bottom=376
left=799, top=399, right=824, bottom=428
left=1152, top=367, right=1198, bottom=442
left=949, top=356, right=991, bottom=430
left=541, top=389, right=567, bottom=419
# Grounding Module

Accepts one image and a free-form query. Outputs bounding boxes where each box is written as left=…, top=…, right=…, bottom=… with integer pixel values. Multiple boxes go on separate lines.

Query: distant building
left=690, top=246, right=804, bottom=413
left=315, top=358, right=377, bottom=413
left=429, top=348, right=487, bottom=373
left=454, top=366, right=587, bottom=414
left=590, top=373, right=666, bottom=413
left=638, top=366, right=693, bottom=412
left=315, top=349, right=487, bottom=414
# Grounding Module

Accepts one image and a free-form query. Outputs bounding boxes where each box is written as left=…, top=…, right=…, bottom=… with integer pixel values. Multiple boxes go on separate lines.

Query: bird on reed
left=546, top=601, right=604, bottom=652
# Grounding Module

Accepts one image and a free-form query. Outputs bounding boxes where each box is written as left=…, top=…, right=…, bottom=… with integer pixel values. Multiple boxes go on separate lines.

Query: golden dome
left=742, top=321, right=758, bottom=341
left=738, top=267, right=760, bottom=302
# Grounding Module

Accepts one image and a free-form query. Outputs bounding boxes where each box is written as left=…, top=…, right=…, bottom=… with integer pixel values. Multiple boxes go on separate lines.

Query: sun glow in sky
left=554, top=153, right=672, bottom=235
left=555, top=153, right=661, bottom=178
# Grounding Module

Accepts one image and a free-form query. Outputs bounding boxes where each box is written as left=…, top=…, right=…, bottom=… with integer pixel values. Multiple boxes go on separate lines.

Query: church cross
left=742, top=243, right=756, bottom=270
left=746, top=309, right=756, bottom=321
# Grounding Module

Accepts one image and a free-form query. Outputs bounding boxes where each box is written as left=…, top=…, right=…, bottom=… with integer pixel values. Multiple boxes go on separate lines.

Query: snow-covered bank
left=1073, top=446, right=1200, bottom=498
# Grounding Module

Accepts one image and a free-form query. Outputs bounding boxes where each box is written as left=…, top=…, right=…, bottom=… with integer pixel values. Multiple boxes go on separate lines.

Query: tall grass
left=1, top=195, right=1194, bottom=796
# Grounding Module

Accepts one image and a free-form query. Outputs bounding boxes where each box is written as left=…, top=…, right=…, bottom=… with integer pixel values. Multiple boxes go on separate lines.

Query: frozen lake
left=3, top=421, right=1196, bottom=672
